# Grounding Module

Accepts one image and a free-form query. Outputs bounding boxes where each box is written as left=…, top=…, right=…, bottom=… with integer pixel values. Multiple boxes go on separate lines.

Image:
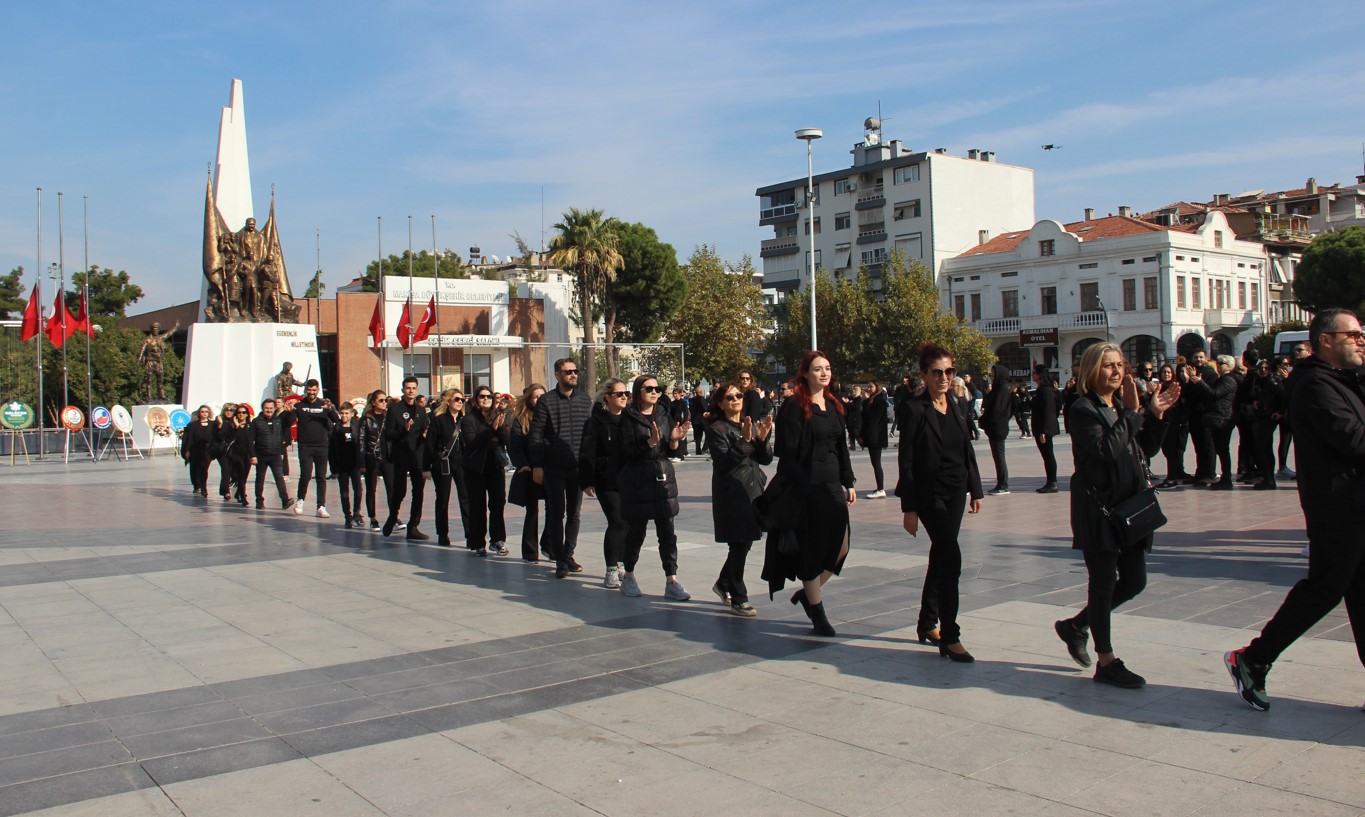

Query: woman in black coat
left=618, top=374, right=692, bottom=600
left=359, top=390, right=391, bottom=531
left=1186, top=356, right=1239, bottom=489
left=222, top=405, right=256, bottom=506
left=845, top=386, right=864, bottom=450
left=1154, top=364, right=1190, bottom=487
left=428, top=389, right=470, bottom=548
left=860, top=380, right=890, bottom=498
left=1054, top=342, right=1179, bottom=689
left=460, top=386, right=511, bottom=556
left=979, top=363, right=1013, bottom=493
left=896, top=344, right=984, bottom=662
left=706, top=380, right=774, bottom=616
left=329, top=403, right=364, bottom=527
left=215, top=402, right=238, bottom=499
left=581, top=378, right=630, bottom=589
left=508, top=384, right=547, bottom=561
left=181, top=405, right=216, bottom=497
left=1030, top=365, right=1061, bottom=492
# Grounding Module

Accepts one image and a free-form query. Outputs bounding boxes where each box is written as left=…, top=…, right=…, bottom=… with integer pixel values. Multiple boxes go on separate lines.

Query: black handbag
left=754, top=471, right=802, bottom=532
left=1092, top=436, right=1167, bottom=547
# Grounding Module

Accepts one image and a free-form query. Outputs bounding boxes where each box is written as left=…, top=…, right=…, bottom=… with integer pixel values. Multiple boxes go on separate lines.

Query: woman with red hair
left=761, top=351, right=856, bottom=636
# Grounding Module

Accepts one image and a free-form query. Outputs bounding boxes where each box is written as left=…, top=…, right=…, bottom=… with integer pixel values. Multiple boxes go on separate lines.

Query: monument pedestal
left=182, top=323, right=322, bottom=412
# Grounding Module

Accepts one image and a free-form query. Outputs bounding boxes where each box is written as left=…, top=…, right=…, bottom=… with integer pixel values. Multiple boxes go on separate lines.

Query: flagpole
left=35, top=188, right=44, bottom=461
left=431, top=214, right=441, bottom=376
left=58, top=193, right=69, bottom=415
left=377, top=216, right=384, bottom=392
left=83, top=195, right=95, bottom=461
left=407, top=215, right=414, bottom=379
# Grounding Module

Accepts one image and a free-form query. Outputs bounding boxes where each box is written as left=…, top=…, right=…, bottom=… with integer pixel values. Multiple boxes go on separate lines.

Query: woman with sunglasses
left=215, top=402, right=238, bottom=500
left=861, top=379, right=890, bottom=498
left=706, top=381, right=774, bottom=616
left=181, top=405, right=217, bottom=497
left=617, top=374, right=692, bottom=599
left=429, top=389, right=471, bottom=548
left=762, top=350, right=855, bottom=637
left=509, top=383, right=547, bottom=561
left=360, top=390, right=391, bottom=531
left=897, top=345, right=985, bottom=661
left=581, top=378, right=630, bottom=588
left=223, top=405, right=256, bottom=507
left=460, top=386, right=511, bottom=556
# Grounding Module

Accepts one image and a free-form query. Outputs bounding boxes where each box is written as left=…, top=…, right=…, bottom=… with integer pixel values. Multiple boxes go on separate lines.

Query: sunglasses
left=642, top=385, right=663, bottom=393
left=450, top=397, right=465, bottom=403
left=559, top=369, right=579, bottom=375
left=476, top=394, right=493, bottom=400
left=724, top=393, right=744, bottom=401
left=928, top=367, right=957, bottom=379
left=608, top=391, right=629, bottom=397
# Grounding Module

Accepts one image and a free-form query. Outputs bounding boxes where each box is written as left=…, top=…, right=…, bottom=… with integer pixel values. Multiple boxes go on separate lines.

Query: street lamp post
left=1096, top=297, right=1112, bottom=343
left=796, top=128, right=822, bottom=350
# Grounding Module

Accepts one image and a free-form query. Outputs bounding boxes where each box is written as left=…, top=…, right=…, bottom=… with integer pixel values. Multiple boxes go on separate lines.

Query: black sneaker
left=568, top=559, right=584, bottom=573
left=282, top=497, right=296, bottom=511
left=1223, top=648, right=1270, bottom=711
left=555, top=564, right=570, bottom=579
left=255, top=498, right=265, bottom=509
left=344, top=517, right=353, bottom=529
left=406, top=527, right=430, bottom=542
left=1093, top=658, right=1145, bottom=689
left=382, top=518, right=396, bottom=537
left=1054, top=619, right=1092, bottom=668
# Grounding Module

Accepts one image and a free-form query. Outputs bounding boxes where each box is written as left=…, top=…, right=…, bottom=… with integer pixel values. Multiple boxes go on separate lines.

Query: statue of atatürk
left=275, top=362, right=305, bottom=399
left=202, top=173, right=302, bottom=324
left=138, top=321, right=180, bottom=402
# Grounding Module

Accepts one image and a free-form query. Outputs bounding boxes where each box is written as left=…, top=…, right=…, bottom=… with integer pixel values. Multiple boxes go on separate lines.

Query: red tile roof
left=959, top=216, right=1186, bottom=257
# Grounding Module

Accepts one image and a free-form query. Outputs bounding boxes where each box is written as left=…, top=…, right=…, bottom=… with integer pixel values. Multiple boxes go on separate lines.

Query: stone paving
left=0, top=432, right=1361, bottom=816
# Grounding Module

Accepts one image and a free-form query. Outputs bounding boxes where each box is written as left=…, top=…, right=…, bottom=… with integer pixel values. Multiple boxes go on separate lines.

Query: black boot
left=805, top=601, right=837, bottom=637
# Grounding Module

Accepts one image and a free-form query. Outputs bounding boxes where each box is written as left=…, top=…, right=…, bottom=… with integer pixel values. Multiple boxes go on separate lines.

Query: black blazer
left=894, top=391, right=983, bottom=513
left=1067, top=393, right=1167, bottom=552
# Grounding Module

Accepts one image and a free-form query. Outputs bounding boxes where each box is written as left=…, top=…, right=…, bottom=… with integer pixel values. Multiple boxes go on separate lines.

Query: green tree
left=660, top=246, right=771, bottom=385
left=360, top=250, right=467, bottom=292
left=508, top=231, right=546, bottom=282
left=1292, top=226, right=1365, bottom=312
left=68, top=267, right=143, bottom=318
left=769, top=268, right=877, bottom=378
left=548, top=207, right=624, bottom=390
left=304, top=270, right=325, bottom=299
left=0, top=267, right=25, bottom=319
left=604, top=223, right=685, bottom=377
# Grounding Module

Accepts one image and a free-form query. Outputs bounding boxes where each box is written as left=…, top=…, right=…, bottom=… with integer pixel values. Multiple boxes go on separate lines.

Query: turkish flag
left=44, top=291, right=75, bottom=348
left=412, top=296, right=437, bottom=345
left=72, top=292, right=95, bottom=339
left=396, top=299, right=413, bottom=350
left=368, top=297, right=385, bottom=347
left=19, top=284, right=40, bottom=341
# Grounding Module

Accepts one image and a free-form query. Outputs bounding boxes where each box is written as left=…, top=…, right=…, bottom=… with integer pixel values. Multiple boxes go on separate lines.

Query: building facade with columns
left=940, top=210, right=1269, bottom=382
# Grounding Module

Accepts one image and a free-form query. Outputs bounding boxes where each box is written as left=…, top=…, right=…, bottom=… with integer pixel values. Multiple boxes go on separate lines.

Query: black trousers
left=717, top=541, right=754, bottom=604
left=917, top=492, right=967, bottom=645
left=1277, top=419, right=1293, bottom=471
left=297, top=443, right=328, bottom=504
left=519, top=483, right=545, bottom=561
left=1190, top=417, right=1214, bottom=479
left=595, top=489, right=629, bottom=567
left=694, top=423, right=705, bottom=455
left=217, top=454, right=234, bottom=497
left=542, top=467, right=583, bottom=566
left=432, top=467, right=470, bottom=542
left=987, top=434, right=1009, bottom=490
left=387, top=458, right=425, bottom=527
left=1035, top=434, right=1057, bottom=484
left=363, top=461, right=392, bottom=522
left=867, top=446, right=885, bottom=491
left=1069, top=546, right=1148, bottom=655
left=1235, top=416, right=1255, bottom=475
left=336, top=467, right=362, bottom=518
left=1253, top=420, right=1279, bottom=486
left=255, top=453, right=289, bottom=502
left=625, top=514, right=679, bottom=576
left=1162, top=424, right=1190, bottom=480
left=1248, top=521, right=1365, bottom=668
left=464, top=463, right=507, bottom=548
left=189, top=452, right=212, bottom=493
left=1211, top=423, right=1234, bottom=482
left=229, top=457, right=251, bottom=501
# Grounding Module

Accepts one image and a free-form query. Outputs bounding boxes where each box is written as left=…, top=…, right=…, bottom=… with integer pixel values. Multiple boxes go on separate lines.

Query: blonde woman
left=509, top=383, right=547, bottom=561
left=429, top=388, right=470, bottom=547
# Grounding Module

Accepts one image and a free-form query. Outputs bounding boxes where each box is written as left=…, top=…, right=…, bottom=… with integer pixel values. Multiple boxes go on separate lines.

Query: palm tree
left=548, top=208, right=623, bottom=390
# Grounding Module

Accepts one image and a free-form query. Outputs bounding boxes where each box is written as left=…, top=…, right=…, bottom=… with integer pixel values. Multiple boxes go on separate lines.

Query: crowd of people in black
left=177, top=318, right=1364, bottom=709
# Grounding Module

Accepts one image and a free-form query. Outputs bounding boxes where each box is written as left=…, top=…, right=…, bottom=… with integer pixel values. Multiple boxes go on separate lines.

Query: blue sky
left=3, top=1, right=1363, bottom=312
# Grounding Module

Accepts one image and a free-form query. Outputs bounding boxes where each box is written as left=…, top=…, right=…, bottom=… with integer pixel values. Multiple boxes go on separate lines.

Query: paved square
left=1, top=434, right=1361, bottom=816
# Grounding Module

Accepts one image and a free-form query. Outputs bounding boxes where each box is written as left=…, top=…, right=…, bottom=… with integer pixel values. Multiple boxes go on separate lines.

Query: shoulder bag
left=1090, top=427, right=1167, bottom=547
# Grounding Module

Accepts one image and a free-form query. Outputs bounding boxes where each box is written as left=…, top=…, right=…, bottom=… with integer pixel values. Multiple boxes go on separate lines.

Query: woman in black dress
left=762, top=351, right=856, bottom=636
left=706, top=380, right=774, bottom=616
left=460, top=386, right=511, bottom=556
left=897, top=344, right=984, bottom=662
left=1053, top=342, right=1180, bottom=688
left=181, top=405, right=216, bottom=497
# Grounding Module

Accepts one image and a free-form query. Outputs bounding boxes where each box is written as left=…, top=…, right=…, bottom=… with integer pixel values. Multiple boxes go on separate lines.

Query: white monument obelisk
left=181, top=79, right=321, bottom=415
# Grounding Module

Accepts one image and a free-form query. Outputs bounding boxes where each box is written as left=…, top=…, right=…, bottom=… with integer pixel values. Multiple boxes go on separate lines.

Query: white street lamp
left=796, top=128, right=823, bottom=350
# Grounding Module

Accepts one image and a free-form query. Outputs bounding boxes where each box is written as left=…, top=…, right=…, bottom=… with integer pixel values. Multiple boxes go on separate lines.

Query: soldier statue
left=137, top=321, right=180, bottom=402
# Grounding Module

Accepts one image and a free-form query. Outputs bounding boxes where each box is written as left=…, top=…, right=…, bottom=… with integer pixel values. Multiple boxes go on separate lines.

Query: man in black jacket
left=1183, top=350, right=1218, bottom=485
left=292, top=379, right=337, bottom=518
left=1030, top=365, right=1060, bottom=493
left=979, top=363, right=1013, bottom=494
left=382, top=376, right=431, bottom=540
left=529, top=359, right=593, bottom=578
left=1227, top=308, right=1365, bottom=711
left=250, top=398, right=294, bottom=510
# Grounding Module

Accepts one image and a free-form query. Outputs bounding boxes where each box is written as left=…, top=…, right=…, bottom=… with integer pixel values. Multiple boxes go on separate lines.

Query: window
left=806, top=249, right=822, bottom=270
left=1001, top=271, right=1018, bottom=278
left=1214, top=230, right=1224, bottom=248
left=893, top=200, right=921, bottom=220
left=1176, top=255, right=1185, bottom=261
left=1251, top=282, right=1259, bottom=311
left=835, top=212, right=850, bottom=231
left=1238, top=281, right=1247, bottom=309
left=1080, top=282, right=1100, bottom=311
left=1121, top=258, right=1136, bottom=265
left=1122, top=278, right=1136, bottom=311
left=784, top=226, right=797, bottom=237
left=1142, top=256, right=1157, bottom=263
left=1144, top=277, right=1158, bottom=310
left=894, top=235, right=922, bottom=260
left=860, top=247, right=888, bottom=266
left=1039, top=239, right=1056, bottom=257
left=1177, top=276, right=1186, bottom=309
left=834, top=179, right=853, bottom=196
left=893, top=165, right=920, bottom=184
left=970, top=293, right=981, bottom=321
left=1078, top=262, right=1098, bottom=269
left=1190, top=257, right=1200, bottom=263
left=804, top=218, right=820, bottom=235
left=1002, top=289, right=1019, bottom=318
left=954, top=294, right=965, bottom=321
left=463, top=354, right=490, bottom=396
left=1040, top=286, right=1057, bottom=315
left=1192, top=277, right=1201, bottom=308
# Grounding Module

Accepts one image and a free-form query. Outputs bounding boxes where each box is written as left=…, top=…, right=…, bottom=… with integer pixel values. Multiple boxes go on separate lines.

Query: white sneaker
left=604, top=567, right=621, bottom=589
left=294, top=502, right=304, bottom=516
left=664, top=580, right=691, bottom=601
left=316, top=506, right=331, bottom=519
left=620, top=573, right=642, bottom=597
left=865, top=489, right=886, bottom=499
left=1300, top=545, right=1310, bottom=557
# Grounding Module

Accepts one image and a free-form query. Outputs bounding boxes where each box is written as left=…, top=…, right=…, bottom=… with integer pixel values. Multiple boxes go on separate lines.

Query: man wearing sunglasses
left=529, top=358, right=593, bottom=578
left=1227, top=308, right=1365, bottom=712
left=382, top=376, right=431, bottom=540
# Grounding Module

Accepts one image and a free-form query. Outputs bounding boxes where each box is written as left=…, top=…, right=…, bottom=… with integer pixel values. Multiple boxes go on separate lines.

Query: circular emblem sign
left=61, top=405, right=85, bottom=431
left=0, top=401, right=35, bottom=430
left=91, top=406, right=112, bottom=430
left=169, top=409, right=191, bottom=431
left=111, top=405, right=133, bottom=433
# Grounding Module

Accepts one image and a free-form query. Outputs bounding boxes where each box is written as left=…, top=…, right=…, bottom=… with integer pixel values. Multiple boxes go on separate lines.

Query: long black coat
left=579, top=404, right=625, bottom=492
left=1288, top=356, right=1365, bottom=527
left=459, top=409, right=510, bottom=475
left=861, top=390, right=890, bottom=448
left=618, top=407, right=680, bottom=520
left=706, top=418, right=773, bottom=543
left=1030, top=383, right=1061, bottom=438
left=1067, top=392, right=1167, bottom=553
left=1189, top=371, right=1239, bottom=429
left=979, top=363, right=1014, bottom=440
left=894, top=392, right=983, bottom=513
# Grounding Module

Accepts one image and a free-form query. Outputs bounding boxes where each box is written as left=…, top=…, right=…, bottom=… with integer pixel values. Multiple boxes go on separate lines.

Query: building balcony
left=758, top=203, right=798, bottom=226
left=759, top=237, right=801, bottom=258
left=856, top=225, right=887, bottom=245
left=977, top=317, right=1020, bottom=336
left=1204, top=309, right=1257, bottom=331
left=976, top=310, right=1109, bottom=337
left=855, top=192, right=886, bottom=211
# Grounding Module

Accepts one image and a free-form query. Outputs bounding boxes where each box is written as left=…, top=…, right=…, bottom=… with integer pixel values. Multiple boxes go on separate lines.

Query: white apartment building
left=940, top=210, right=1269, bottom=381
left=755, top=121, right=1034, bottom=293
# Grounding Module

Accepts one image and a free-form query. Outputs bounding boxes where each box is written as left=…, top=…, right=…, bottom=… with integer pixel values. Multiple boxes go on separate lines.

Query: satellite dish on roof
left=864, top=117, right=881, bottom=131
